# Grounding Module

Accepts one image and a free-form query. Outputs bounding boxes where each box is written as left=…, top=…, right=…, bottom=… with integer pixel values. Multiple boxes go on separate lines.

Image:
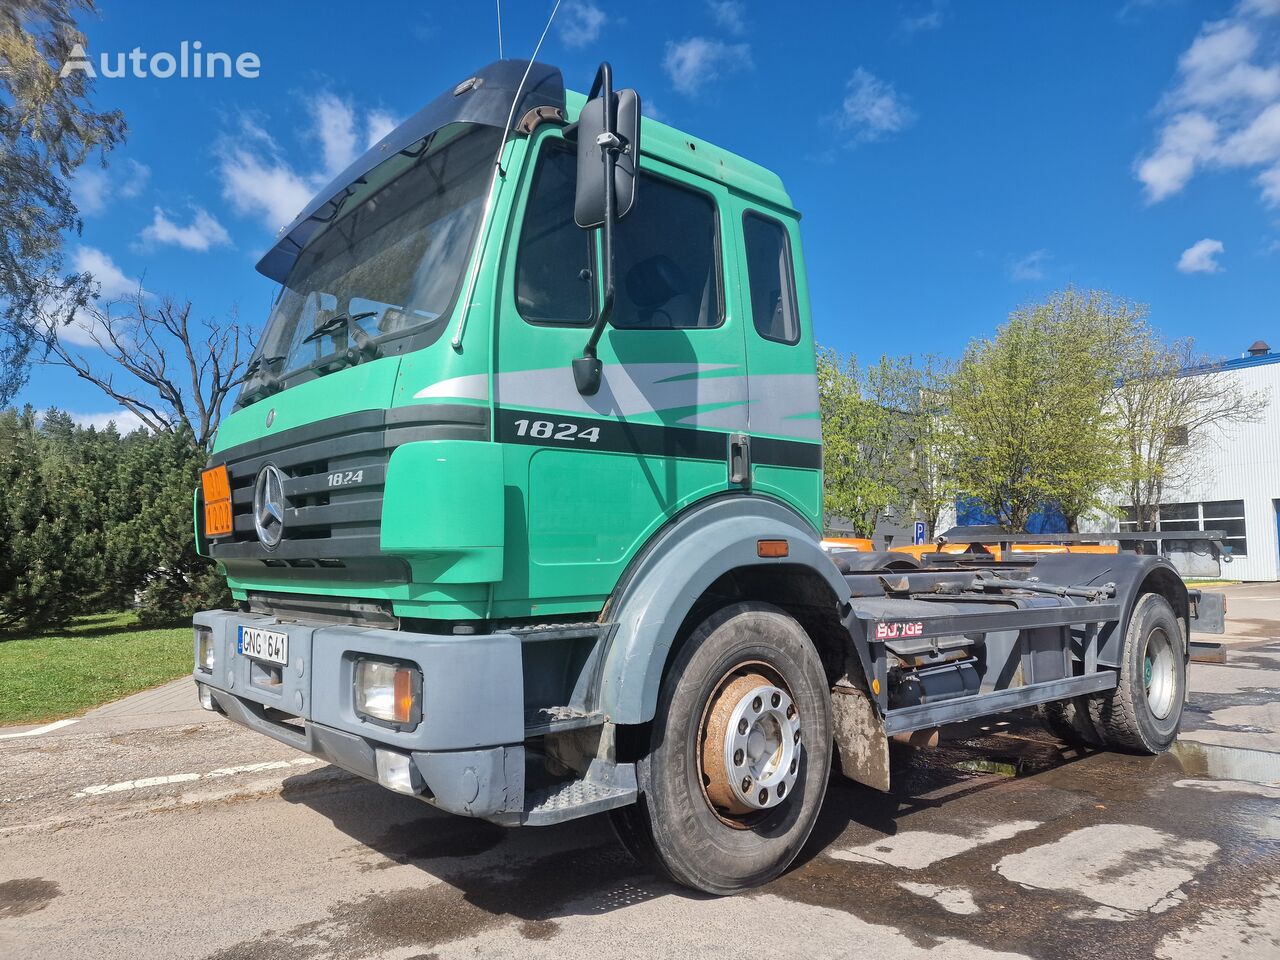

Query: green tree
left=0, top=406, right=120, bottom=628
left=876, top=354, right=957, bottom=537
left=1, top=0, right=125, bottom=403
left=1115, top=330, right=1268, bottom=529
left=817, top=348, right=907, bottom=538
left=108, top=427, right=229, bottom=623
left=949, top=289, right=1138, bottom=532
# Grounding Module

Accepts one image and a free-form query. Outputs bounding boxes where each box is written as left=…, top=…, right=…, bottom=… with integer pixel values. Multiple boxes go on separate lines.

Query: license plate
left=237, top=626, right=289, bottom=665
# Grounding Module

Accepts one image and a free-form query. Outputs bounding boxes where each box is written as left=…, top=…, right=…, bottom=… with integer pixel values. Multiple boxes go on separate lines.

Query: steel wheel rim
left=1144, top=626, right=1177, bottom=720
left=698, top=664, right=803, bottom=824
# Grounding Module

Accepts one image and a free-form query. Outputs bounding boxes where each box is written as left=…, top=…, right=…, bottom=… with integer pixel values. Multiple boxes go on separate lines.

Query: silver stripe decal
left=413, top=374, right=490, bottom=401
left=412, top=364, right=822, bottom=441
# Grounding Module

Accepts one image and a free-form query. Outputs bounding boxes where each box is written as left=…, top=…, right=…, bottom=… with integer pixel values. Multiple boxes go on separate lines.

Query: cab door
left=730, top=202, right=824, bottom=530
left=490, top=128, right=748, bottom=618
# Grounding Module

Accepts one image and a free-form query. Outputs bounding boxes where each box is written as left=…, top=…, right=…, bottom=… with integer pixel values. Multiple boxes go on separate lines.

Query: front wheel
left=610, top=602, right=832, bottom=895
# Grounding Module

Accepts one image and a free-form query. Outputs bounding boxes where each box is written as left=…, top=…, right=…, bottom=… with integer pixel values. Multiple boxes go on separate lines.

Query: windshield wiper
left=244, top=353, right=286, bottom=378
left=300, top=311, right=378, bottom=344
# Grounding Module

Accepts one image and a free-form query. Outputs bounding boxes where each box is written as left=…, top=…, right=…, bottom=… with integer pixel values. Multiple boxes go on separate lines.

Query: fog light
left=196, top=626, right=215, bottom=673
left=354, top=659, right=420, bottom=727
left=375, top=748, right=421, bottom=795
left=197, top=682, right=216, bottom=711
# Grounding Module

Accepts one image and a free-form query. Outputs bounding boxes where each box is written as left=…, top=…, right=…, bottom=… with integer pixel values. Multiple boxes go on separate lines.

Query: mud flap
left=831, top=681, right=890, bottom=792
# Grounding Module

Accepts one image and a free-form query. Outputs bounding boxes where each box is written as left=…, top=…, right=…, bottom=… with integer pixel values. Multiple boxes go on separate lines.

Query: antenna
left=495, top=0, right=504, bottom=59
left=452, top=0, right=563, bottom=351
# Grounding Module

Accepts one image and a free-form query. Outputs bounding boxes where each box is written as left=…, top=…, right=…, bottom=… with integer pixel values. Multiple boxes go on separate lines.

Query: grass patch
left=0, top=612, right=191, bottom=727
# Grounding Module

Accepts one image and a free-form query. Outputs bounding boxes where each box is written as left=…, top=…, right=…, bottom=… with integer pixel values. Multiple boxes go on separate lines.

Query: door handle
left=729, top=433, right=751, bottom=487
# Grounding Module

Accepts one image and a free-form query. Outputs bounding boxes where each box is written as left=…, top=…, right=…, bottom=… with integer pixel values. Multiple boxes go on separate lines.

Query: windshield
left=248, top=122, right=502, bottom=385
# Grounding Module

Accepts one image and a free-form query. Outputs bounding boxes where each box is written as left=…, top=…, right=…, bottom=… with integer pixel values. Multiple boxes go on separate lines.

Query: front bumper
left=192, top=609, right=526, bottom=822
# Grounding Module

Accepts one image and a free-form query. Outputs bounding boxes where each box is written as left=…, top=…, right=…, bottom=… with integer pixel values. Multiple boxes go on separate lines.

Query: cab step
left=522, top=759, right=637, bottom=826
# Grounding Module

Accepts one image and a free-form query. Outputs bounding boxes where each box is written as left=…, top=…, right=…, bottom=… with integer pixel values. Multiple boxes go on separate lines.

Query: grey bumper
left=192, top=609, right=527, bottom=821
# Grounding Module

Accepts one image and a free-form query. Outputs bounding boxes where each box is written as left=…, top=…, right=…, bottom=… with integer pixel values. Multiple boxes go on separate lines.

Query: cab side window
left=515, top=140, right=594, bottom=325
left=742, top=212, right=799, bottom=345
left=612, top=176, right=721, bottom=330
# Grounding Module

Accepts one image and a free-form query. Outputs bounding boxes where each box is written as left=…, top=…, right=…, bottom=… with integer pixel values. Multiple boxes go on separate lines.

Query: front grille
left=205, top=404, right=488, bottom=563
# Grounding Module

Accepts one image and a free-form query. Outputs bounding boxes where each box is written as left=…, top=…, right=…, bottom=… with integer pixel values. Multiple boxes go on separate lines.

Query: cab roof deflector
left=254, top=59, right=565, bottom=284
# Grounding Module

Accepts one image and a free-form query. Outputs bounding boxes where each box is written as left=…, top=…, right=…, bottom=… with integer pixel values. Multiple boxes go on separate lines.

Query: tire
left=609, top=602, right=833, bottom=895
left=1088, top=593, right=1186, bottom=754
left=1036, top=697, right=1103, bottom=747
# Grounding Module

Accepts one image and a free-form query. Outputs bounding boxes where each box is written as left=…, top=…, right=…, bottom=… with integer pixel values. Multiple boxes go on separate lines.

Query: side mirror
left=574, top=87, right=640, bottom=228
left=572, top=63, right=641, bottom=396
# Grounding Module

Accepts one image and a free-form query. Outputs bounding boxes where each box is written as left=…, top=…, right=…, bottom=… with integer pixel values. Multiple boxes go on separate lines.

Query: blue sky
left=21, top=0, right=1280, bottom=429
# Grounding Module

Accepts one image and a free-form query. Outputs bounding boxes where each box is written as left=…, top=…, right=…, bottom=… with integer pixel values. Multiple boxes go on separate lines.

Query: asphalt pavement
left=1, top=583, right=1278, bottom=959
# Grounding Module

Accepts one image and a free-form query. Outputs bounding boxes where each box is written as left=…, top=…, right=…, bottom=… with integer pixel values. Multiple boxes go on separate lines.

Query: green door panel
left=490, top=130, right=750, bottom=616
left=522, top=446, right=724, bottom=585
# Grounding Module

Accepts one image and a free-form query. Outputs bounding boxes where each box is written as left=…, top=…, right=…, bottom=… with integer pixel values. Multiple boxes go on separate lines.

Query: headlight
left=353, top=659, right=420, bottom=727
left=196, top=626, right=215, bottom=673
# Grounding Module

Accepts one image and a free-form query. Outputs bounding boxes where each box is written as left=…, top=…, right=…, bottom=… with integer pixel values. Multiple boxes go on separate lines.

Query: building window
left=742, top=212, right=800, bottom=344
left=1119, top=500, right=1247, bottom=557
left=612, top=175, right=722, bottom=330
left=1165, top=425, right=1189, bottom=446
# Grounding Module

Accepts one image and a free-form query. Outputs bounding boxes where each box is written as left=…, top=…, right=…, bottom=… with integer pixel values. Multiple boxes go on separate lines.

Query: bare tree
left=1115, top=331, right=1268, bottom=529
left=43, top=291, right=254, bottom=451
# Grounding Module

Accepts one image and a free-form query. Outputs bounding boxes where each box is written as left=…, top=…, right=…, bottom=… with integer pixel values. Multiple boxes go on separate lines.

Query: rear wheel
left=1088, top=593, right=1186, bottom=753
left=609, top=602, right=832, bottom=895
left=1036, top=697, right=1102, bottom=747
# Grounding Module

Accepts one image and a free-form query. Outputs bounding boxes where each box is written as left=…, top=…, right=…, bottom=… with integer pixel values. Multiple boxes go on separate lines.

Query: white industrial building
left=1105, top=341, right=1280, bottom=582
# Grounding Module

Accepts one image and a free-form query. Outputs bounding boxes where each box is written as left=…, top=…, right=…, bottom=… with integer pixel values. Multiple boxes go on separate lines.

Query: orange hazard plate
left=201, top=464, right=231, bottom=504
left=204, top=499, right=234, bottom=538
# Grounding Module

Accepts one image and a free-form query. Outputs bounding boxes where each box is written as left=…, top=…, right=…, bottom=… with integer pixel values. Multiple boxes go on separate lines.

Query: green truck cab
left=193, top=60, right=1215, bottom=894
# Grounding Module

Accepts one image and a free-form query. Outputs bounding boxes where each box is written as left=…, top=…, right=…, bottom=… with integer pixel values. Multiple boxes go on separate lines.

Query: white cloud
left=1259, top=163, right=1280, bottom=203
left=71, top=159, right=150, bottom=216
left=708, top=0, right=746, bottom=35
left=1136, top=111, right=1219, bottom=201
left=218, top=128, right=315, bottom=232
left=1137, top=7, right=1280, bottom=206
left=642, top=99, right=667, bottom=123
left=559, top=1, right=606, bottom=48
left=309, top=92, right=360, bottom=176
left=836, top=68, right=916, bottom=141
left=60, top=246, right=143, bottom=346
left=73, top=246, right=139, bottom=300
left=1177, top=237, right=1225, bottom=273
left=138, top=207, right=232, bottom=252
left=67, top=409, right=147, bottom=433
left=218, top=95, right=400, bottom=233
left=664, top=37, right=752, bottom=96
left=902, top=2, right=945, bottom=33
left=366, top=109, right=399, bottom=147
left=1009, top=249, right=1051, bottom=281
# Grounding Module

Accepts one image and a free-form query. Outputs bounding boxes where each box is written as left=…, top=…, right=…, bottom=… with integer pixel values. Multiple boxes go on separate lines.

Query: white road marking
left=75, top=774, right=201, bottom=797
left=897, top=881, right=981, bottom=915
left=207, top=759, right=313, bottom=778
left=0, top=718, right=78, bottom=739
left=73, top=757, right=316, bottom=799
left=995, top=824, right=1218, bottom=915
left=829, top=820, right=1042, bottom=870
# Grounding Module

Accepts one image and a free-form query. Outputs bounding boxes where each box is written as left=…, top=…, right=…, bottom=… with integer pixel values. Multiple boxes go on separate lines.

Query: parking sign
left=913, top=521, right=927, bottom=545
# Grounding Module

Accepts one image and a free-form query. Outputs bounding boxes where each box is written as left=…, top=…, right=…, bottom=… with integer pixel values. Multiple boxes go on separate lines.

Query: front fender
left=598, top=495, right=850, bottom=725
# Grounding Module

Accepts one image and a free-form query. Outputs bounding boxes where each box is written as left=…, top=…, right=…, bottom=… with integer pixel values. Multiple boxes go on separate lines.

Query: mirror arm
left=574, top=64, right=617, bottom=396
